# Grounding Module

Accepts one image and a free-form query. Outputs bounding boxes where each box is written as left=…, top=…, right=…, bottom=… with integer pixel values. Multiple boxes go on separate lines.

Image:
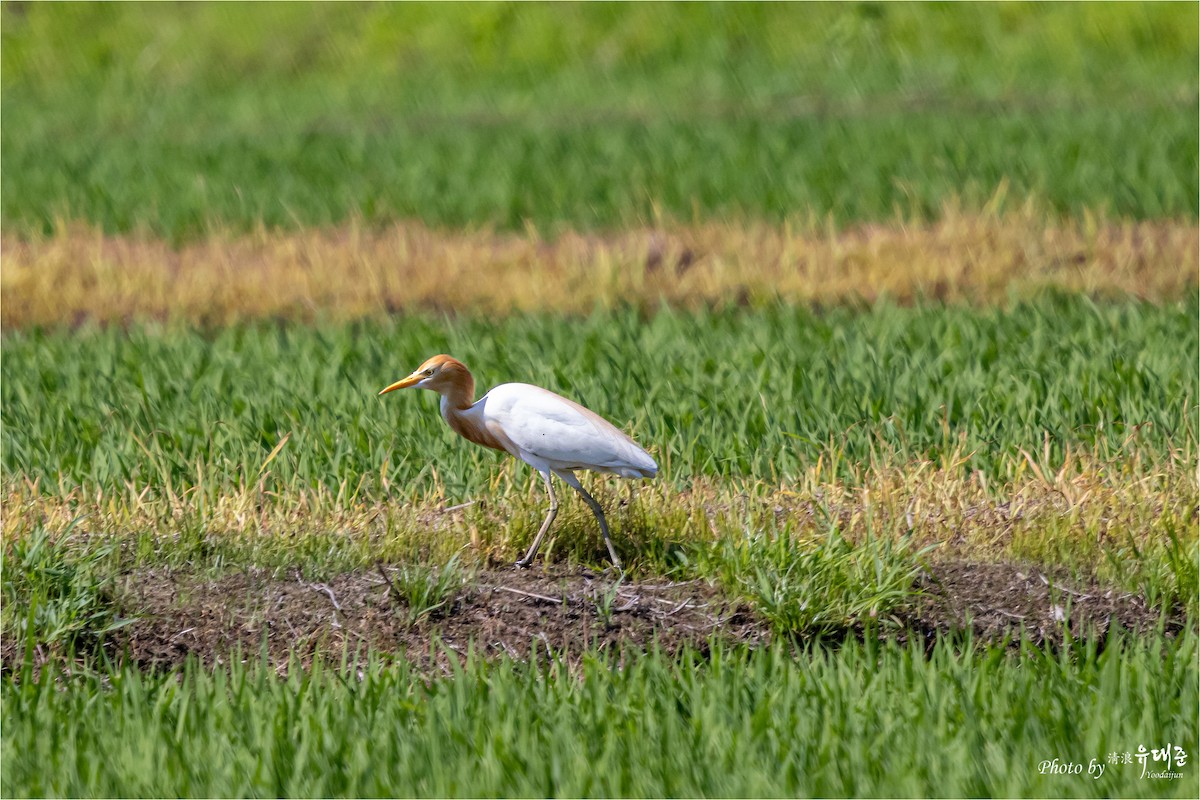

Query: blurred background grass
left=6, top=2, right=1193, bottom=107
left=3, top=1, right=1197, bottom=238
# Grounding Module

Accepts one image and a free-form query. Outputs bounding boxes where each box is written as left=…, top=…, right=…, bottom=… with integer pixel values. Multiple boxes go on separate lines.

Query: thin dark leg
left=516, top=470, right=557, bottom=568
left=556, top=470, right=622, bottom=570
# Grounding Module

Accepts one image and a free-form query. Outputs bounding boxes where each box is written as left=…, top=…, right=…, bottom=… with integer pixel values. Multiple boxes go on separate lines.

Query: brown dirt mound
left=115, top=566, right=766, bottom=671
left=1, top=560, right=1176, bottom=674
left=906, top=560, right=1174, bottom=645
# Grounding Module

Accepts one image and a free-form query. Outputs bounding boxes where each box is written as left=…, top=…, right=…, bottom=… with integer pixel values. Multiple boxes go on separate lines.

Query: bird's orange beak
left=378, top=372, right=423, bottom=395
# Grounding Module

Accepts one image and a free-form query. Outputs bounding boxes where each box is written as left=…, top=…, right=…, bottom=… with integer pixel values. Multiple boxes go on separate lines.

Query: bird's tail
left=620, top=448, right=658, bottom=479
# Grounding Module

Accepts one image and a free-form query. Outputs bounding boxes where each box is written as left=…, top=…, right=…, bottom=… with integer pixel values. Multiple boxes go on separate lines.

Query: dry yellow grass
left=4, top=442, right=1195, bottom=600
left=3, top=206, right=1195, bottom=327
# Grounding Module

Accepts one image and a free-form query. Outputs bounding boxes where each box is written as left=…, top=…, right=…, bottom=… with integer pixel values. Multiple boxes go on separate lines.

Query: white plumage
left=461, top=383, right=657, bottom=479
left=380, top=355, right=656, bottom=568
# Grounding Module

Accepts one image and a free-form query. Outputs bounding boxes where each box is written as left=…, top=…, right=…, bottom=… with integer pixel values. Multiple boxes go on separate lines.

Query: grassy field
left=2, top=3, right=1198, bottom=797
left=5, top=637, right=1197, bottom=798
left=3, top=3, right=1197, bottom=237
left=3, top=299, right=1196, bottom=646
left=5, top=104, right=1193, bottom=237
left=4, top=299, right=1194, bottom=496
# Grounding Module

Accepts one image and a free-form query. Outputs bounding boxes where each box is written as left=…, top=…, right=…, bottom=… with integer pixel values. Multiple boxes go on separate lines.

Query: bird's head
left=379, top=354, right=473, bottom=398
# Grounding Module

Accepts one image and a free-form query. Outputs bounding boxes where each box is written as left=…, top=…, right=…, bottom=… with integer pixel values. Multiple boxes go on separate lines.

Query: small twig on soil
left=493, top=640, right=520, bottom=660
left=376, top=563, right=399, bottom=599
left=661, top=598, right=694, bottom=617
left=315, top=584, right=343, bottom=611
left=1037, top=573, right=1092, bottom=599
left=442, top=500, right=478, bottom=513
left=295, top=569, right=343, bottom=611
left=536, top=632, right=554, bottom=660
left=646, top=595, right=708, bottom=609
left=304, top=578, right=343, bottom=609
left=494, top=585, right=564, bottom=605
left=662, top=579, right=705, bottom=588
left=979, top=605, right=1026, bottom=621
left=171, top=627, right=197, bottom=642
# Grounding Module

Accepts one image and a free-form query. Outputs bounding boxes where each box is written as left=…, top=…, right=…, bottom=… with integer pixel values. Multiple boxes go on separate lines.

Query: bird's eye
left=424, top=369, right=435, bottom=376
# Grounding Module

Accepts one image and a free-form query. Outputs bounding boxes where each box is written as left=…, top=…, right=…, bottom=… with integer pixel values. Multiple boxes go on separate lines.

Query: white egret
left=379, top=354, right=657, bottom=569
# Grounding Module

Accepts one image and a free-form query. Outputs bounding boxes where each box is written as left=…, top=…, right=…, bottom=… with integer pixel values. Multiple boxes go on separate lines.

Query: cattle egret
left=379, top=354, right=657, bottom=569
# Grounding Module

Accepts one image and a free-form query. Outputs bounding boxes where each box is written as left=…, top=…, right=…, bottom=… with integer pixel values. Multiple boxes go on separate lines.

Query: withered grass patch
left=5, top=445, right=1194, bottom=608
left=3, top=207, right=1195, bottom=328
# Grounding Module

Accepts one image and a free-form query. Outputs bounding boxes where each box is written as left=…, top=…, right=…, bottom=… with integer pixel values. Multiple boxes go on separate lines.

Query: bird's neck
left=435, top=366, right=507, bottom=452
left=439, top=393, right=471, bottom=419
left=438, top=367, right=476, bottom=411
left=440, top=390, right=509, bottom=453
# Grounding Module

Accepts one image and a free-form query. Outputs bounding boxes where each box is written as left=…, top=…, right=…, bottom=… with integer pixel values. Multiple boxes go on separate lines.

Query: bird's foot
left=514, top=558, right=532, bottom=569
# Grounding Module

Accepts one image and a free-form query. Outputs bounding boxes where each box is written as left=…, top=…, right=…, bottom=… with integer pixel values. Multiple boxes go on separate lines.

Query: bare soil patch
left=905, top=561, right=1174, bottom=645
left=2, top=560, right=1175, bottom=674
left=113, top=566, right=765, bottom=672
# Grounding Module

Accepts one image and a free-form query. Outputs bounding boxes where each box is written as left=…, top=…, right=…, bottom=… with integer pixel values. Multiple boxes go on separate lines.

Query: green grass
left=4, top=104, right=1193, bottom=238
left=6, top=3, right=1194, bottom=103
left=3, top=3, right=1196, bottom=237
left=378, top=554, right=476, bottom=627
left=0, top=520, right=129, bottom=651
left=700, top=528, right=925, bottom=635
left=3, top=299, right=1194, bottom=500
left=4, top=635, right=1197, bottom=798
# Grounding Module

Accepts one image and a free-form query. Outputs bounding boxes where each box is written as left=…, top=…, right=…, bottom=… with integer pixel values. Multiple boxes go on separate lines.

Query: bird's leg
left=516, top=470, right=557, bottom=568
left=556, top=470, right=622, bottom=571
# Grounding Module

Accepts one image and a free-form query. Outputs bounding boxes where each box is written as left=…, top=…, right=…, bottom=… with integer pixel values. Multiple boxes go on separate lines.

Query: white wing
left=478, top=383, right=657, bottom=478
